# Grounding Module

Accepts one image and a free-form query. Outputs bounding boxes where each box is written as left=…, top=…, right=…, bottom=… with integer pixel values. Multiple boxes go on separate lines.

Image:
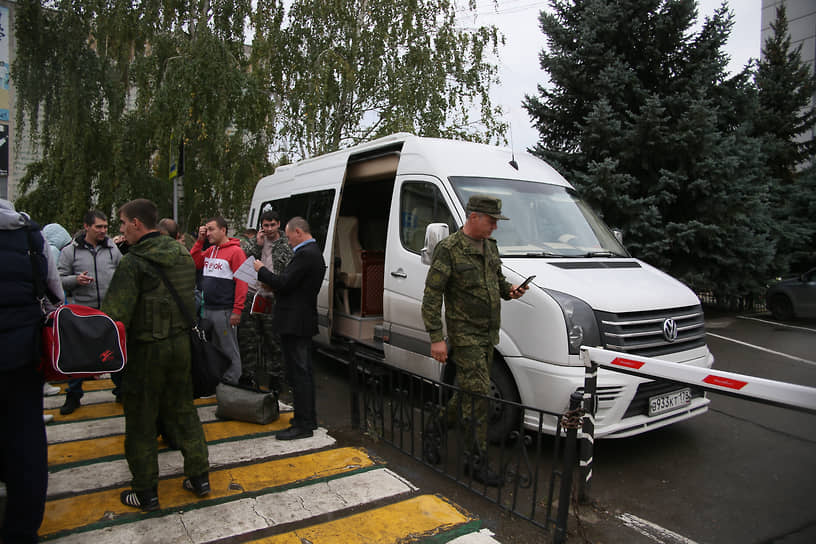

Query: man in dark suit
left=254, top=216, right=326, bottom=440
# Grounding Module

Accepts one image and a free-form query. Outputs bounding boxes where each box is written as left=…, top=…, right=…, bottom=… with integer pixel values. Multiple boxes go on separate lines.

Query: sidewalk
left=9, top=378, right=504, bottom=543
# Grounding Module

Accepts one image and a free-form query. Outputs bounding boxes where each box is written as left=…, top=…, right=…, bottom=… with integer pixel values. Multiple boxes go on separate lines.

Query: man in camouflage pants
left=238, top=209, right=293, bottom=392
left=103, top=199, right=210, bottom=511
left=421, top=195, right=528, bottom=487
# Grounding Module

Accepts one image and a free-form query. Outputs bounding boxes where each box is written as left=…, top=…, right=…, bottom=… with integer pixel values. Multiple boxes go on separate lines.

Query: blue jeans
left=66, top=371, right=122, bottom=398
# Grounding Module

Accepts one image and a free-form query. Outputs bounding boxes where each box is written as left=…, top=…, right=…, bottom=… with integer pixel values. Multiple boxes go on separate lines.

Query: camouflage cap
left=466, top=195, right=509, bottom=220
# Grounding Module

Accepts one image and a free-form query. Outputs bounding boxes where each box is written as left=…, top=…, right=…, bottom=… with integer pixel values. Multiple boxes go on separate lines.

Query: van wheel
left=769, top=294, right=794, bottom=321
left=488, top=361, right=522, bottom=444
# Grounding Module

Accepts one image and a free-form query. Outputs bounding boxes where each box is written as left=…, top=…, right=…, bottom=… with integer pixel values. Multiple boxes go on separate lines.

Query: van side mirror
left=421, top=223, right=450, bottom=265
left=612, top=228, right=623, bottom=245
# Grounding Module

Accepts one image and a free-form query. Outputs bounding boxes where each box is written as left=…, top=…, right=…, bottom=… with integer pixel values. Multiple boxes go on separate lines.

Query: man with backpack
left=58, top=210, right=123, bottom=414
left=0, top=199, right=64, bottom=543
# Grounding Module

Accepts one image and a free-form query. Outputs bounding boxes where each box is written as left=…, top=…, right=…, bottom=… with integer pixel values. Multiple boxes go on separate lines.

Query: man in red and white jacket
left=191, top=216, right=248, bottom=384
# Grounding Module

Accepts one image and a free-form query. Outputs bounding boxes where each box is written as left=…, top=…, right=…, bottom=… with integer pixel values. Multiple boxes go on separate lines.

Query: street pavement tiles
left=39, top=381, right=501, bottom=543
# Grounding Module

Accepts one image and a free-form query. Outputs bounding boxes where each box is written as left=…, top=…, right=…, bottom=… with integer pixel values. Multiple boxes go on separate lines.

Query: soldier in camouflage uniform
left=102, top=199, right=210, bottom=511
left=421, top=195, right=528, bottom=486
left=237, top=210, right=293, bottom=391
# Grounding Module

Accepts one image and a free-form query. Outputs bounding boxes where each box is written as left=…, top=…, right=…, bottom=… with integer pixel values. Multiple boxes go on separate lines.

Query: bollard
left=553, top=391, right=582, bottom=544
left=579, top=360, right=598, bottom=503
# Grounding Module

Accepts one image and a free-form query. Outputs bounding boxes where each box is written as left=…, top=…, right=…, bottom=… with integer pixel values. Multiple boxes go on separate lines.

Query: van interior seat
left=334, top=216, right=363, bottom=314
left=336, top=216, right=363, bottom=288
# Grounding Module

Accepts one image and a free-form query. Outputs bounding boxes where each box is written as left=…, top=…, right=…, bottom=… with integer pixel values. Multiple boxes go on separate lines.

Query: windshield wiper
left=523, top=251, right=567, bottom=258
left=581, top=251, right=620, bottom=257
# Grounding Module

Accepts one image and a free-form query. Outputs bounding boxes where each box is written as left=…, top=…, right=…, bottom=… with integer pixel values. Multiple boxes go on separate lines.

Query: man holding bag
left=102, top=199, right=209, bottom=511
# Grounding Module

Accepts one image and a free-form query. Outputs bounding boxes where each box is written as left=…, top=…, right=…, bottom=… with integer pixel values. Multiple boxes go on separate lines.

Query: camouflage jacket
left=421, top=230, right=512, bottom=347
left=246, top=234, right=293, bottom=298
left=102, top=232, right=196, bottom=344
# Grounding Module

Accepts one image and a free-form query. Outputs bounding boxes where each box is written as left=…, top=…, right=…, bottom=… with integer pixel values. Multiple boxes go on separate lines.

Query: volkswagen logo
left=663, top=318, right=678, bottom=342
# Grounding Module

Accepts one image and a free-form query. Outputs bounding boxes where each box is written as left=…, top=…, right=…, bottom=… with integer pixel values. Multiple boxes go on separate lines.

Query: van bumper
left=511, top=347, right=714, bottom=437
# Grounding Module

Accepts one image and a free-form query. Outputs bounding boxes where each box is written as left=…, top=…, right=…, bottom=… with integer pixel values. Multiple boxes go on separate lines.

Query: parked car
left=766, top=267, right=816, bottom=320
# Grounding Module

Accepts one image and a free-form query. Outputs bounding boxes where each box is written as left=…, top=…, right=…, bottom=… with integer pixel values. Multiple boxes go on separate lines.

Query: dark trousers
left=0, top=365, right=47, bottom=543
left=280, top=335, right=317, bottom=429
left=66, top=370, right=123, bottom=398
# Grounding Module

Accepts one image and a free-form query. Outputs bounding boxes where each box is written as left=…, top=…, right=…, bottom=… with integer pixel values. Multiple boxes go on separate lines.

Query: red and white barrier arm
left=580, top=346, right=816, bottom=414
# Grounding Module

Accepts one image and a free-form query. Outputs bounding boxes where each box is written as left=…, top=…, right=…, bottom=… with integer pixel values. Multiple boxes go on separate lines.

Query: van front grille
left=595, top=305, right=706, bottom=357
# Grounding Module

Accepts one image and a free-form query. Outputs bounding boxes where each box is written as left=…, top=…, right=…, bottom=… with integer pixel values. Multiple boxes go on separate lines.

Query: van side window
left=260, top=188, right=336, bottom=251
left=400, top=182, right=456, bottom=254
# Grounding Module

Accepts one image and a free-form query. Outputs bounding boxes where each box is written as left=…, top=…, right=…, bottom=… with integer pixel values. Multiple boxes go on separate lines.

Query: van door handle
left=390, top=269, right=407, bottom=278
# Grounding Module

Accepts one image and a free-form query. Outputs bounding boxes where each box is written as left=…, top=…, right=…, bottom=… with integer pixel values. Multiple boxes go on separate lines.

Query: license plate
left=648, top=388, right=692, bottom=416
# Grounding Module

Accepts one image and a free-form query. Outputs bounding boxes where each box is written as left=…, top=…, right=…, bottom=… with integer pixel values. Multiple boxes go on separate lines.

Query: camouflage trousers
left=237, top=292, right=284, bottom=389
left=447, top=343, right=492, bottom=453
left=121, top=333, right=209, bottom=493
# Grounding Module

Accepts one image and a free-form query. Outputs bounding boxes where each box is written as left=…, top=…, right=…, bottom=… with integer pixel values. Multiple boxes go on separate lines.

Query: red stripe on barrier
left=610, top=357, right=645, bottom=370
left=703, top=375, right=748, bottom=390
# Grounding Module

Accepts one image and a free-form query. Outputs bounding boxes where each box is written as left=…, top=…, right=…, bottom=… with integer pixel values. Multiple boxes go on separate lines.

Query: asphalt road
left=581, top=313, right=816, bottom=544
left=312, top=312, right=816, bottom=544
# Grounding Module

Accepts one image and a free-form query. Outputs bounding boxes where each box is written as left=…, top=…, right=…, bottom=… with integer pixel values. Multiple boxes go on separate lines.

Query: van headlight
left=545, top=289, right=601, bottom=355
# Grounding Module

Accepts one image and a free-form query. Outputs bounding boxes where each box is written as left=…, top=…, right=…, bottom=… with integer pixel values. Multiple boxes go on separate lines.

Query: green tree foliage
left=12, top=0, right=504, bottom=229
left=754, top=4, right=816, bottom=273
left=255, top=0, right=505, bottom=160
left=12, top=0, right=271, bottom=231
left=523, top=0, right=773, bottom=298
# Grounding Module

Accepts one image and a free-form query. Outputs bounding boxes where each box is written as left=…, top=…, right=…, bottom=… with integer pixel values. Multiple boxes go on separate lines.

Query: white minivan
left=247, top=133, right=713, bottom=439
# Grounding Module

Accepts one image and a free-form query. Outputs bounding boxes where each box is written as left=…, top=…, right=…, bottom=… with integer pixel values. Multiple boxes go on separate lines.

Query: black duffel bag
left=189, top=317, right=231, bottom=398
left=146, top=261, right=230, bottom=398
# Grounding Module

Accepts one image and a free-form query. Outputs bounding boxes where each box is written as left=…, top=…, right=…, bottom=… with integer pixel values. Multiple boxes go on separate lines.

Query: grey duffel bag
left=215, top=382, right=280, bottom=424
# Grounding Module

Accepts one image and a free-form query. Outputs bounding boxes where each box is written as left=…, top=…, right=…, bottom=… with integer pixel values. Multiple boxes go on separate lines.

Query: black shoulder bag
left=145, top=260, right=230, bottom=398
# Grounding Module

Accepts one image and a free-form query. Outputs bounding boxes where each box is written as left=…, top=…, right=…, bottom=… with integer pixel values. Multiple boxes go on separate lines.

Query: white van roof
left=252, top=133, right=572, bottom=199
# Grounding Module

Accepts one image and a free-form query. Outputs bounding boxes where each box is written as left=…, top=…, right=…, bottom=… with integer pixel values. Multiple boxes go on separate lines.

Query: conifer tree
left=524, top=0, right=773, bottom=299
left=754, top=4, right=816, bottom=273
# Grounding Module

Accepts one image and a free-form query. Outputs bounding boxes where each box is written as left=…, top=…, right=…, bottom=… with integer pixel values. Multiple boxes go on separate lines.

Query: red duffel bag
left=39, top=304, right=127, bottom=381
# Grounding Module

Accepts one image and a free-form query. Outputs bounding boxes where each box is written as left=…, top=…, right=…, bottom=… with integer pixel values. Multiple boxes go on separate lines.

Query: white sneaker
left=43, top=414, right=54, bottom=424
left=43, top=383, right=61, bottom=396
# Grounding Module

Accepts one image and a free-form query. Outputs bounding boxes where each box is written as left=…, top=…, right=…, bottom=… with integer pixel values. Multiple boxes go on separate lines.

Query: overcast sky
left=464, top=0, right=763, bottom=151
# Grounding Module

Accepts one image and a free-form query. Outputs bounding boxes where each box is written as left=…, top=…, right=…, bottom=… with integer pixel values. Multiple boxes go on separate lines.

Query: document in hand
left=233, top=256, right=259, bottom=291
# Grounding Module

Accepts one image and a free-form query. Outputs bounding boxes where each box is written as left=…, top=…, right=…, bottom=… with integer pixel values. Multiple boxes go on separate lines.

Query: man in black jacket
left=254, top=217, right=326, bottom=440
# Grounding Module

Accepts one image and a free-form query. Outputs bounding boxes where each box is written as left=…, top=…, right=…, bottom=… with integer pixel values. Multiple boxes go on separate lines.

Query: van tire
left=769, top=294, right=794, bottom=321
left=488, top=360, right=522, bottom=444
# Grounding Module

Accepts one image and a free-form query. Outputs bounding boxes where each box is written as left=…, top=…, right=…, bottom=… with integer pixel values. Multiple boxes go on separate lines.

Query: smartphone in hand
left=516, top=275, right=535, bottom=291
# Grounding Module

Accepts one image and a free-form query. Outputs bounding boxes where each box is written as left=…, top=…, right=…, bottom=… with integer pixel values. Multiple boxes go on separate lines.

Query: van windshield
left=449, top=177, right=628, bottom=258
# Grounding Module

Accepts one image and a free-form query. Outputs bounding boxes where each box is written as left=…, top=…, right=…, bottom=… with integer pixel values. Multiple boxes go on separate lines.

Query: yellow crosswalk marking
left=48, top=413, right=294, bottom=466
left=45, top=396, right=217, bottom=422
left=247, top=495, right=475, bottom=544
left=50, top=379, right=116, bottom=393
left=41, top=447, right=377, bottom=537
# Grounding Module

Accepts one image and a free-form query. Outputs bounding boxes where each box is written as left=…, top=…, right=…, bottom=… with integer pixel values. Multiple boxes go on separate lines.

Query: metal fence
left=348, top=350, right=582, bottom=543
left=696, top=291, right=767, bottom=313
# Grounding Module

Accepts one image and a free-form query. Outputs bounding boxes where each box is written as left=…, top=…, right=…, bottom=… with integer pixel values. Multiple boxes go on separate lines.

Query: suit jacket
left=257, top=240, right=326, bottom=337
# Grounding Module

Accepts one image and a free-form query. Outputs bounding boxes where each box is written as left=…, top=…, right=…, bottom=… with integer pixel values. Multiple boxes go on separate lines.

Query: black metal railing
left=349, top=350, right=582, bottom=542
left=697, top=291, right=767, bottom=313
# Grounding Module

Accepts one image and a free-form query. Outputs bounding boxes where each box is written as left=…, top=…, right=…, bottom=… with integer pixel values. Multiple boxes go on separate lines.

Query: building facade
left=761, top=0, right=816, bottom=145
